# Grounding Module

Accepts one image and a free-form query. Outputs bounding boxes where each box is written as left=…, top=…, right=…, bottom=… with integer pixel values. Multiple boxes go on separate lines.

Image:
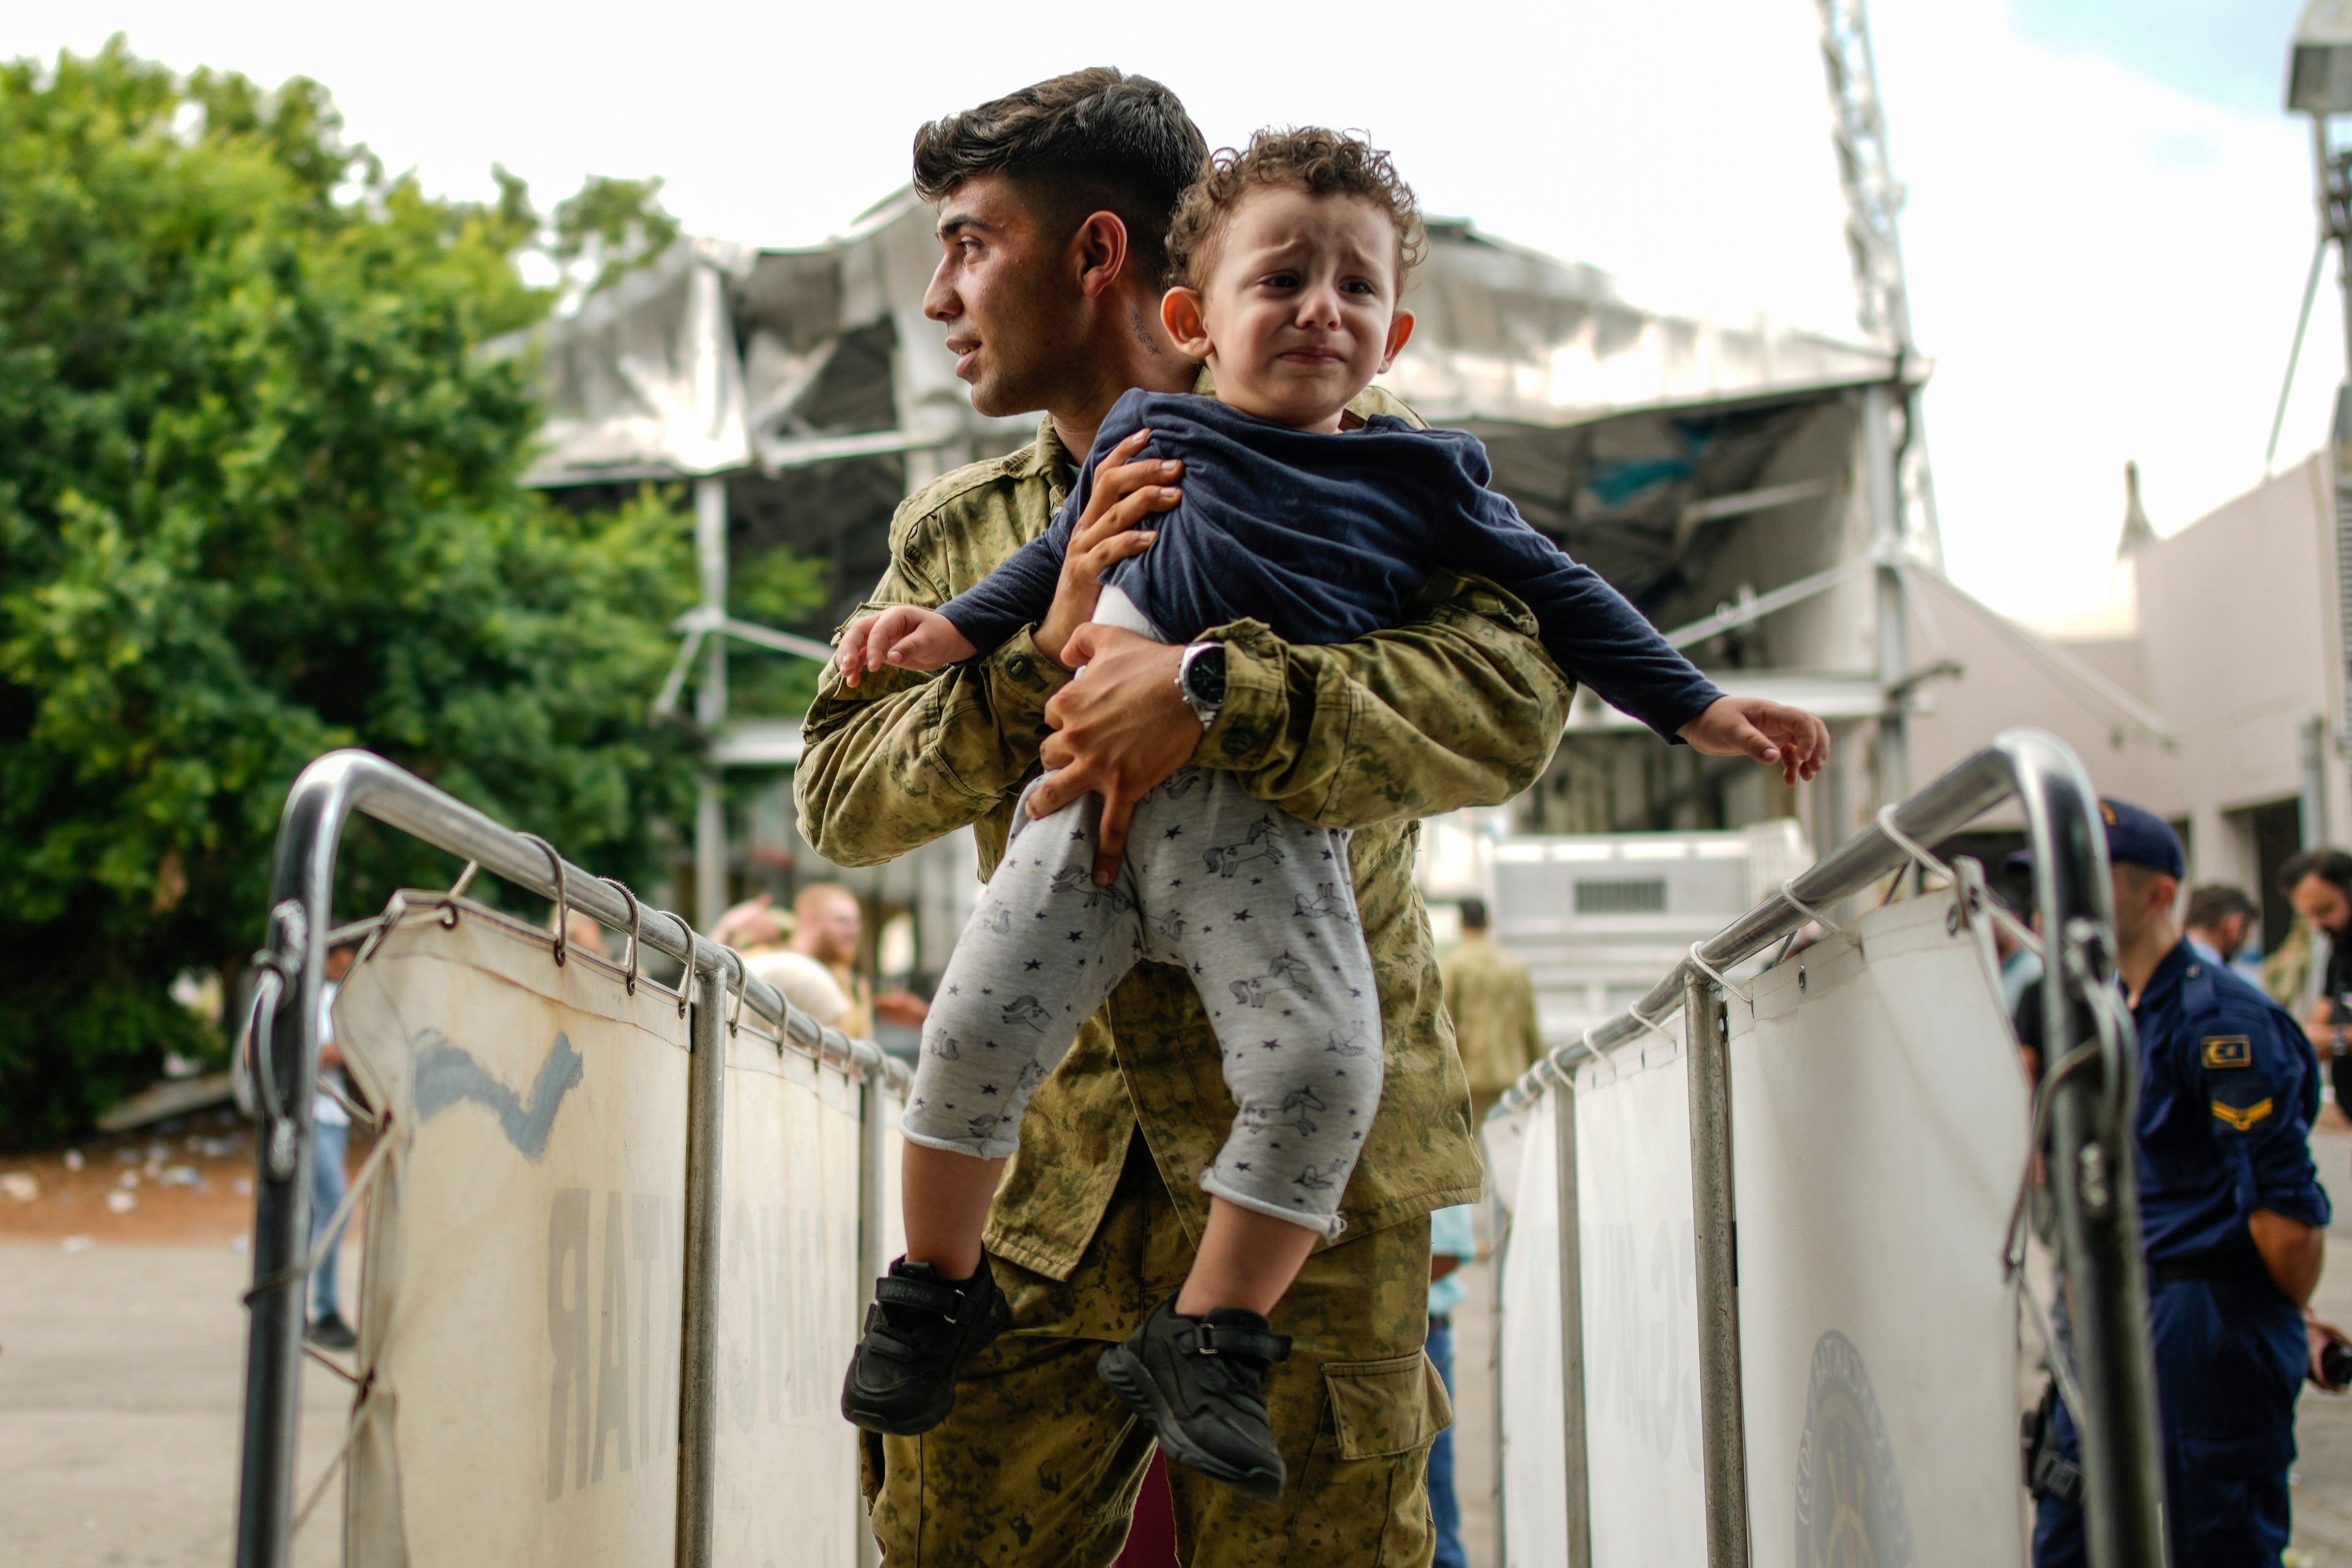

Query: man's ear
left=1378, top=309, right=1416, bottom=373
left=1072, top=211, right=1129, bottom=300
left=1161, top=287, right=1215, bottom=358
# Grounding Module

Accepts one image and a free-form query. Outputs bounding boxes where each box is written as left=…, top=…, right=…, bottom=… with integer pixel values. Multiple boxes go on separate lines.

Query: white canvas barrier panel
left=1731, top=893, right=2029, bottom=1568
left=1495, top=891, right=2032, bottom=1567
left=1496, top=1099, right=1564, bottom=1564
left=710, top=1022, right=865, bottom=1567
left=336, top=898, right=692, bottom=1568
left=1494, top=1022, right=1709, bottom=1568
left=1575, top=1029, right=1709, bottom=1567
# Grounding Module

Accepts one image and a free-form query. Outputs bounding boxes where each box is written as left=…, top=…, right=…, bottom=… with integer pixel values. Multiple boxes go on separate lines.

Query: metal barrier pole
left=2021, top=778, right=2169, bottom=1568
left=1684, top=971, right=1748, bottom=1568
left=675, top=960, right=729, bottom=1568
left=235, top=794, right=334, bottom=1568
left=1552, top=1082, right=1592, bottom=1568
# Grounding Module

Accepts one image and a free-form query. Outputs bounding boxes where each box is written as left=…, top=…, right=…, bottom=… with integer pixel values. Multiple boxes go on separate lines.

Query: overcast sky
left=4, top=0, right=2326, bottom=622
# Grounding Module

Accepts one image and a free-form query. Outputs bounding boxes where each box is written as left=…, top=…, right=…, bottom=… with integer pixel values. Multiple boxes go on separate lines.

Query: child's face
left=1163, top=184, right=1413, bottom=432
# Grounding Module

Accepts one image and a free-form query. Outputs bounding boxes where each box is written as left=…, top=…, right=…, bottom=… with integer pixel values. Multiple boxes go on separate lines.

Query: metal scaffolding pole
left=693, top=476, right=729, bottom=933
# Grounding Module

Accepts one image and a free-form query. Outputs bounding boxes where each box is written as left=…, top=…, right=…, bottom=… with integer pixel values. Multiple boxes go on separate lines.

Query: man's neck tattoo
left=1129, top=306, right=1163, bottom=356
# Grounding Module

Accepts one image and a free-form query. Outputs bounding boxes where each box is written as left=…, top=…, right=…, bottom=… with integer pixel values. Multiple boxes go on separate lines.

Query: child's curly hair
left=1166, top=127, right=1427, bottom=290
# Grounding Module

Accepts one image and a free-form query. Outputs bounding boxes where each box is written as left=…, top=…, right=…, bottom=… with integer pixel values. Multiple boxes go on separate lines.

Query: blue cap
left=2097, top=797, right=2184, bottom=878
left=2003, top=797, right=2184, bottom=880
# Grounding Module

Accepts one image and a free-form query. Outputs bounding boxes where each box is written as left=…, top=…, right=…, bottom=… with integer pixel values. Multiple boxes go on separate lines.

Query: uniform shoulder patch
left=2212, top=1097, right=2275, bottom=1132
left=2201, top=1035, right=2253, bottom=1069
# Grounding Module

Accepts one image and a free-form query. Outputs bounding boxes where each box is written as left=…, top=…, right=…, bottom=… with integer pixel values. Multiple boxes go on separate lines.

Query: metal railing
left=1490, top=727, right=2167, bottom=1568
left=232, top=748, right=908, bottom=1568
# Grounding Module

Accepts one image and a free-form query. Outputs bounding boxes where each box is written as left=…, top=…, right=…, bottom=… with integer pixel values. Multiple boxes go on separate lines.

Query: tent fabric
left=498, top=193, right=1899, bottom=491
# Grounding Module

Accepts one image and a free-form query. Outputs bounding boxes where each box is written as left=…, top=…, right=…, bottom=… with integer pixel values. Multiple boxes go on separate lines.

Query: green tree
left=0, top=40, right=788, bottom=1144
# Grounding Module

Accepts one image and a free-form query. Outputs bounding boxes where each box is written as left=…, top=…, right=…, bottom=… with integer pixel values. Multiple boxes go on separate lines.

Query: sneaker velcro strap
left=876, top=1274, right=967, bottom=1321
left=1191, top=1322, right=1292, bottom=1363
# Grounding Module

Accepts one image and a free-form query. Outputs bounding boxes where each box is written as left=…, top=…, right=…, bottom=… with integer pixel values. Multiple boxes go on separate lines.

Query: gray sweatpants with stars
left=901, top=765, right=1384, bottom=1238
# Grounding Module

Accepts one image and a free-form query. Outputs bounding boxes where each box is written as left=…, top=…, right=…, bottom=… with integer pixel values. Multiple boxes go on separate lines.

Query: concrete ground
left=2294, top=1120, right=2352, bottom=1562
left=0, top=1238, right=357, bottom=1568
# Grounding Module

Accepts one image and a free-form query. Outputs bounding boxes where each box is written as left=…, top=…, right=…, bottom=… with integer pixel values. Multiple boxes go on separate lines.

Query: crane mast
left=1817, top=0, right=1940, bottom=802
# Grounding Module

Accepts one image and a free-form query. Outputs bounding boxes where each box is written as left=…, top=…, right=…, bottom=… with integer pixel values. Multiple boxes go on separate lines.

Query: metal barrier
left=232, top=748, right=908, bottom=1568
left=1488, top=728, right=2166, bottom=1567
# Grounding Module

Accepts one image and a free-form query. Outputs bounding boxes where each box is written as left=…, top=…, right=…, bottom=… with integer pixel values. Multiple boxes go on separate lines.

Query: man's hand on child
left=1035, top=622, right=1200, bottom=883
left=1037, top=428, right=1178, bottom=668
left=1678, top=696, right=1831, bottom=786
left=836, top=606, right=977, bottom=688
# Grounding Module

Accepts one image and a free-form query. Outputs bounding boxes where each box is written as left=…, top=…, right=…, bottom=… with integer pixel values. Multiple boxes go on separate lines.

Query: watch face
left=1186, top=648, right=1226, bottom=706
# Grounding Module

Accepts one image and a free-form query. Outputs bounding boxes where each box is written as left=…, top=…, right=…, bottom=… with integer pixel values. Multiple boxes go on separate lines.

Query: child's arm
left=1437, top=472, right=1827, bottom=781
left=931, top=518, right=1076, bottom=659
left=936, top=426, right=1174, bottom=666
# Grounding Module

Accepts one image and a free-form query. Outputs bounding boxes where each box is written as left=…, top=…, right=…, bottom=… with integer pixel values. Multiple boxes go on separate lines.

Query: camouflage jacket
left=796, top=386, right=1573, bottom=1278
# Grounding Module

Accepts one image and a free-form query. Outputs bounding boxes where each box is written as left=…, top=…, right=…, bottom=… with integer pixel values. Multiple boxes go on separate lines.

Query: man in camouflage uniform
left=1439, top=898, right=1544, bottom=1121
left=801, top=70, right=1817, bottom=1563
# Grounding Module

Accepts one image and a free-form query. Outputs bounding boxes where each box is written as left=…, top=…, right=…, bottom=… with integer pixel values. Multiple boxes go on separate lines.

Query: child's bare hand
left=1678, top=696, right=1831, bottom=785
left=836, top=606, right=976, bottom=688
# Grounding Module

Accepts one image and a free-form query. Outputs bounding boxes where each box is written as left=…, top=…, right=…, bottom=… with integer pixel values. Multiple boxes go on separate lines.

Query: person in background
left=1442, top=898, right=1543, bottom=1121
left=715, top=892, right=857, bottom=1030
left=1425, top=1203, right=1478, bottom=1568
left=2019, top=802, right=2329, bottom=1567
left=790, top=883, right=935, bottom=1033
left=307, top=943, right=359, bottom=1352
left=2283, top=848, right=2352, bottom=1120
left=713, top=886, right=929, bottom=1035
left=2184, top=884, right=2257, bottom=969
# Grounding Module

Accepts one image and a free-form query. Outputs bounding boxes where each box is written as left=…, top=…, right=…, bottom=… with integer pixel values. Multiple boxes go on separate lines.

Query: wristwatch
left=1177, top=641, right=1226, bottom=728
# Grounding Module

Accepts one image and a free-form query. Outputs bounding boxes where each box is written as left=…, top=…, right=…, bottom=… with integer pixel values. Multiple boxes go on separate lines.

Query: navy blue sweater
left=938, top=389, right=1723, bottom=740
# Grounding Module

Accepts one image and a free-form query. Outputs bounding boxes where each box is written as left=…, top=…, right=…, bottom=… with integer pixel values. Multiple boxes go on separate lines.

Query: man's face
left=924, top=174, right=1090, bottom=417
left=1183, top=186, right=1408, bottom=431
left=2293, top=873, right=2352, bottom=936
left=2205, top=911, right=2251, bottom=961
left=796, top=891, right=862, bottom=967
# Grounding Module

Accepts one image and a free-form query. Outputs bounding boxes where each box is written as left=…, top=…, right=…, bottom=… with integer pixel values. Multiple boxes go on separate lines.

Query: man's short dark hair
left=1459, top=898, right=1489, bottom=931
left=2184, top=884, right=2256, bottom=931
left=2280, top=847, right=2352, bottom=900
left=911, top=68, right=1207, bottom=287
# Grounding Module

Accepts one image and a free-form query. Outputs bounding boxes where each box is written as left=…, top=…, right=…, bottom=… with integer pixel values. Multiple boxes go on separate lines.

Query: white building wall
left=1904, top=451, right=2350, bottom=894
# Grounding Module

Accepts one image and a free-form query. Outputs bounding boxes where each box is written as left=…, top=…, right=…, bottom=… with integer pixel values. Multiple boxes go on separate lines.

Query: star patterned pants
left=902, top=766, right=1385, bottom=1238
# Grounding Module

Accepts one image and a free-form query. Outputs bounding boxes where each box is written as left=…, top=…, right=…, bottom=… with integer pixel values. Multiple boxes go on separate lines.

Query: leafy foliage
left=0, top=40, right=801, bottom=1144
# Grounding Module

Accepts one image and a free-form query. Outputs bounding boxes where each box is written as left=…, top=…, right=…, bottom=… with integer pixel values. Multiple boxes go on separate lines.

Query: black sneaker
left=840, top=1257, right=1012, bottom=1434
left=1097, top=1295, right=1291, bottom=1503
left=305, top=1313, right=357, bottom=1352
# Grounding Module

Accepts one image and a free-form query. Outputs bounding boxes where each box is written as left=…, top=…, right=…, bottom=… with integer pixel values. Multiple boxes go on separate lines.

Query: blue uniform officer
left=2026, top=800, right=2332, bottom=1567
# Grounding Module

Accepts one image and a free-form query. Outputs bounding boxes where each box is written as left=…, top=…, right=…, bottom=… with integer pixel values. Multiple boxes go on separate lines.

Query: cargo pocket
left=1323, top=1350, right=1453, bottom=1459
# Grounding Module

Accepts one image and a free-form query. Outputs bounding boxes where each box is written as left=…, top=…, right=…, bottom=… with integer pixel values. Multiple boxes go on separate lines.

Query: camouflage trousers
left=859, top=1133, right=1449, bottom=1566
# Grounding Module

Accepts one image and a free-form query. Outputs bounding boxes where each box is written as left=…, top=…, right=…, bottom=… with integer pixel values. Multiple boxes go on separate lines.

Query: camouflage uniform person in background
left=1438, top=897, right=1543, bottom=1122
left=797, top=70, right=1573, bottom=1566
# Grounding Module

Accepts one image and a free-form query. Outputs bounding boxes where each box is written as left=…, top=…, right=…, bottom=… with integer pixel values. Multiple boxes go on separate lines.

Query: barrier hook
left=517, top=834, right=567, bottom=967
left=601, top=877, right=643, bottom=994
